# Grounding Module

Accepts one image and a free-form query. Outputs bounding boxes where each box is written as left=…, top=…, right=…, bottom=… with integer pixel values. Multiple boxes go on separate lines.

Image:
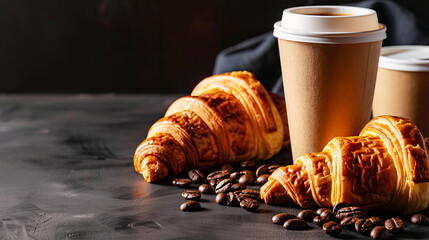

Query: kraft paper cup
left=274, top=6, right=386, bottom=161
left=373, top=45, right=429, bottom=136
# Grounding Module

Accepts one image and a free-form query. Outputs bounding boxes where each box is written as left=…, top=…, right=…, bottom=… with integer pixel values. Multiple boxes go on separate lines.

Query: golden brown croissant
left=261, top=115, right=429, bottom=214
left=134, top=71, right=289, bottom=182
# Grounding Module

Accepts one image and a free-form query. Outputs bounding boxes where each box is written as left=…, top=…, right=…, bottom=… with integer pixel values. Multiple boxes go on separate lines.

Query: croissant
left=261, top=115, right=429, bottom=214
left=134, top=71, right=289, bottom=182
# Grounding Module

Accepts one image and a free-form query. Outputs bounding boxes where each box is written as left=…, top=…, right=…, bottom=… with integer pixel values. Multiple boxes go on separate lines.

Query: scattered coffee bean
left=333, top=202, right=352, bottom=214
left=297, top=209, right=317, bottom=222
left=207, top=170, right=230, bottom=180
left=235, top=189, right=260, bottom=200
left=209, top=179, right=220, bottom=190
left=226, top=192, right=238, bottom=206
left=313, top=216, right=329, bottom=227
left=215, top=179, right=232, bottom=194
left=272, top=213, right=296, bottom=225
left=240, top=198, right=259, bottom=211
left=268, top=165, right=281, bottom=173
left=283, top=219, right=308, bottom=230
left=256, top=174, right=270, bottom=185
left=220, top=163, right=233, bottom=172
left=172, top=178, right=192, bottom=188
left=198, top=183, right=214, bottom=194
left=316, top=208, right=330, bottom=215
left=216, top=193, right=227, bottom=205
left=181, top=189, right=201, bottom=200
left=323, top=221, right=343, bottom=236
left=355, top=218, right=376, bottom=235
left=180, top=200, right=201, bottom=211
left=188, top=169, right=205, bottom=182
left=238, top=174, right=255, bottom=185
left=239, top=170, right=255, bottom=177
left=336, top=206, right=365, bottom=220
left=229, top=172, right=242, bottom=181
left=341, top=217, right=360, bottom=230
left=255, top=165, right=268, bottom=177
left=367, top=216, right=383, bottom=227
left=230, top=183, right=246, bottom=191
left=320, top=209, right=335, bottom=220
left=240, top=160, right=255, bottom=170
left=384, top=217, right=404, bottom=234
left=370, top=226, right=391, bottom=240
left=411, top=213, right=429, bottom=225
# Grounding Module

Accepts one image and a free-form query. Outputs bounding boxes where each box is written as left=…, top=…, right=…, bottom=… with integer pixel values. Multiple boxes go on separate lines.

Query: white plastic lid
left=379, top=45, right=429, bottom=72
left=273, top=6, right=386, bottom=44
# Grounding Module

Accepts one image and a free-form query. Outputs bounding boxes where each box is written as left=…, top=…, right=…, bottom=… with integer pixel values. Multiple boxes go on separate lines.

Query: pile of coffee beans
left=174, top=161, right=284, bottom=212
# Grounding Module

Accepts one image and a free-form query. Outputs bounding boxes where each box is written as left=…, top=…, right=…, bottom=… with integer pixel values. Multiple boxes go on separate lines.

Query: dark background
left=1, top=0, right=428, bottom=93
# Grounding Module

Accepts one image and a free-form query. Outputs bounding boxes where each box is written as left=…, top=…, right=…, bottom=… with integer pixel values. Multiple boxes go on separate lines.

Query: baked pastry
left=261, top=116, right=429, bottom=213
left=134, top=71, right=289, bottom=182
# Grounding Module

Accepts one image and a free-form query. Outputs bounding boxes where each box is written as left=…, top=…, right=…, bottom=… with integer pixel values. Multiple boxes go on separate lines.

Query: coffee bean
left=181, top=189, right=201, bottom=200
left=320, top=209, right=335, bottom=220
left=172, top=178, right=192, bottom=188
left=229, top=172, right=242, bottom=181
left=297, top=209, right=317, bottom=222
left=268, top=165, right=281, bottom=173
left=333, top=202, right=352, bottom=214
left=240, top=160, right=255, bottom=170
left=239, top=198, right=259, bottom=211
left=238, top=174, right=255, bottom=185
left=207, top=170, right=230, bottom=180
left=255, top=165, right=268, bottom=177
left=220, top=163, right=233, bottom=172
left=355, top=218, right=376, bottom=235
left=256, top=174, right=270, bottom=185
left=283, top=219, right=308, bottom=230
left=216, top=193, right=227, bottom=205
left=316, top=208, right=330, bottom=215
left=180, top=200, right=201, bottom=211
left=411, top=213, right=429, bottom=225
left=188, top=169, right=205, bottom=182
left=226, top=192, right=238, bottom=206
left=209, top=179, right=220, bottom=190
left=215, top=179, right=232, bottom=193
left=367, top=216, right=383, bottom=227
left=313, top=216, right=329, bottom=227
left=341, top=217, right=361, bottom=230
left=239, top=170, right=255, bottom=177
left=272, top=213, right=296, bottom=225
left=230, top=183, right=246, bottom=191
left=336, top=206, right=365, bottom=220
left=198, top=183, right=214, bottom=194
left=384, top=217, right=404, bottom=234
left=234, top=189, right=260, bottom=200
left=323, top=221, right=343, bottom=236
left=370, top=226, right=391, bottom=240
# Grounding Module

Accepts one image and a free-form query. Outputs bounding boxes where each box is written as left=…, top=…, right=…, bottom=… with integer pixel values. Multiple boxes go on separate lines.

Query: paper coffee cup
left=274, top=6, right=386, bottom=161
left=373, top=45, right=429, bottom=136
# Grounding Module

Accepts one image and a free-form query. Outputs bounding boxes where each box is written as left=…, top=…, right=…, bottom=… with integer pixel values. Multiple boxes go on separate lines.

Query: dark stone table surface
left=0, top=94, right=428, bottom=239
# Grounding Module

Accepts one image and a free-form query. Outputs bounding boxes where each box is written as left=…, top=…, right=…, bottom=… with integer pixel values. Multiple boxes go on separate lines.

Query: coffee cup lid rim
left=379, top=45, right=429, bottom=72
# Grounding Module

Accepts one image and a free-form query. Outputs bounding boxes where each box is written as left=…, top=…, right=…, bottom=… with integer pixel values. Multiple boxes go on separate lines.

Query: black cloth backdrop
left=212, top=0, right=429, bottom=95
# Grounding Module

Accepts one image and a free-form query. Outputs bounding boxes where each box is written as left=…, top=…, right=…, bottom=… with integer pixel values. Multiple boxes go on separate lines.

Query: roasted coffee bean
left=215, top=179, right=232, bottom=193
left=333, top=202, right=352, bottom=214
left=256, top=174, right=270, bottom=185
left=355, top=218, right=376, bottom=235
left=181, top=189, right=201, bottom=200
left=239, top=170, right=255, bottom=177
left=238, top=174, right=255, bottom=185
left=367, top=216, right=383, bottom=227
left=283, top=219, right=308, bottom=230
left=229, top=172, right=242, bottom=181
left=316, top=208, right=330, bottom=215
left=230, top=183, right=246, bottom=191
left=255, top=165, right=268, bottom=177
left=272, top=213, right=296, bottom=225
left=268, top=165, right=281, bottom=173
left=207, top=170, right=230, bottom=180
left=411, top=213, right=429, bottom=225
left=209, top=179, right=220, bottom=190
left=216, top=193, right=227, bottom=205
left=313, top=216, right=330, bottom=227
left=320, top=209, right=335, bottom=220
left=180, top=200, right=201, bottom=211
left=220, top=163, right=233, bottom=172
left=370, top=226, right=391, bottom=240
left=384, top=217, right=404, bottom=234
left=226, top=192, right=238, bottom=206
left=336, top=206, right=365, bottom=220
left=198, top=183, right=214, bottom=194
left=341, top=217, right=361, bottom=230
left=172, top=178, right=192, bottom=188
left=323, top=221, right=343, bottom=237
left=234, top=189, right=260, bottom=200
left=188, top=169, right=205, bottom=182
left=240, top=160, right=255, bottom=170
left=297, top=209, right=317, bottom=222
left=240, top=198, right=259, bottom=211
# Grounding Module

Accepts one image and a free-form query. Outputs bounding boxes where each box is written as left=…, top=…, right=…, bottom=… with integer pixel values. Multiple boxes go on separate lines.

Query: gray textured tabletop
left=0, top=94, right=428, bottom=239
